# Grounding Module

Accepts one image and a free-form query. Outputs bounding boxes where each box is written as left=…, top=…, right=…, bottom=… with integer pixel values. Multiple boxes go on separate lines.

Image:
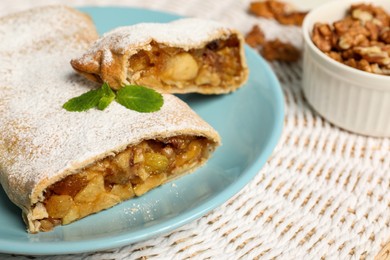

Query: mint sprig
left=63, top=83, right=163, bottom=113
left=98, top=82, right=116, bottom=110
left=116, top=85, right=164, bottom=113
left=62, top=88, right=103, bottom=112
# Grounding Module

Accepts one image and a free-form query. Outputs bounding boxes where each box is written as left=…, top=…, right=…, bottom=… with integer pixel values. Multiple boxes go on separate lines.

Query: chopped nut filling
left=127, top=36, right=243, bottom=91
left=36, top=136, right=213, bottom=232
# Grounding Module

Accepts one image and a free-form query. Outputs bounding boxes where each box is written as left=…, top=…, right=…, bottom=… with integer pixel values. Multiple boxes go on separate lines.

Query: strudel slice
left=0, top=6, right=220, bottom=233
left=71, top=18, right=249, bottom=94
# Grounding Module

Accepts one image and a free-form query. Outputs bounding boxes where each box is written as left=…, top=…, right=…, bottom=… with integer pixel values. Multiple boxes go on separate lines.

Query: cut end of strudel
left=71, top=18, right=249, bottom=94
left=0, top=6, right=220, bottom=233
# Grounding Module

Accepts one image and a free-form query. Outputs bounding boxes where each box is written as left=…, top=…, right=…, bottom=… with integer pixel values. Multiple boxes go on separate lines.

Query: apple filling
left=127, top=35, right=244, bottom=92
left=36, top=136, right=213, bottom=232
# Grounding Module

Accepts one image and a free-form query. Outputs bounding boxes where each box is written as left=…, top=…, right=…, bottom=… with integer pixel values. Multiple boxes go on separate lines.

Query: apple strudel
left=71, top=18, right=249, bottom=94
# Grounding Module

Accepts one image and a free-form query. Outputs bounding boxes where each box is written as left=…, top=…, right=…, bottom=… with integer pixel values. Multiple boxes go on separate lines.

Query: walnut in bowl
left=302, top=0, right=390, bottom=137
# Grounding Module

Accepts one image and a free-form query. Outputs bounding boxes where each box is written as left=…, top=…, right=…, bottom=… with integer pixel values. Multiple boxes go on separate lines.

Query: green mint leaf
left=116, top=85, right=163, bottom=113
left=63, top=83, right=164, bottom=113
left=63, top=88, right=103, bottom=112
left=101, top=82, right=114, bottom=97
left=98, top=95, right=115, bottom=110
left=97, top=82, right=116, bottom=110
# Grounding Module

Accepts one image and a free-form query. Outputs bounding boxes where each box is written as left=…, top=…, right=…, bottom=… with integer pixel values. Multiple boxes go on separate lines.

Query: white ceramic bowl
left=302, top=0, right=390, bottom=137
left=287, top=0, right=333, bottom=11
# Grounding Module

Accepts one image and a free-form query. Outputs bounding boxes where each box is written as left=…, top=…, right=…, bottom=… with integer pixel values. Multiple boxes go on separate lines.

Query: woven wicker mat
left=1, top=0, right=390, bottom=259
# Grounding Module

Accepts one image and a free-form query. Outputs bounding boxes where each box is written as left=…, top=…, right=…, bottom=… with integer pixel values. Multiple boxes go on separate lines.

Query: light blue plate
left=0, top=7, right=284, bottom=255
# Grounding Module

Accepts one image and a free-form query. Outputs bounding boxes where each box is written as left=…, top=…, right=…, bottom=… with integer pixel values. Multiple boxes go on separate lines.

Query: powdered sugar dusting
left=80, top=18, right=234, bottom=64
left=0, top=6, right=220, bottom=212
left=0, top=5, right=94, bottom=55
